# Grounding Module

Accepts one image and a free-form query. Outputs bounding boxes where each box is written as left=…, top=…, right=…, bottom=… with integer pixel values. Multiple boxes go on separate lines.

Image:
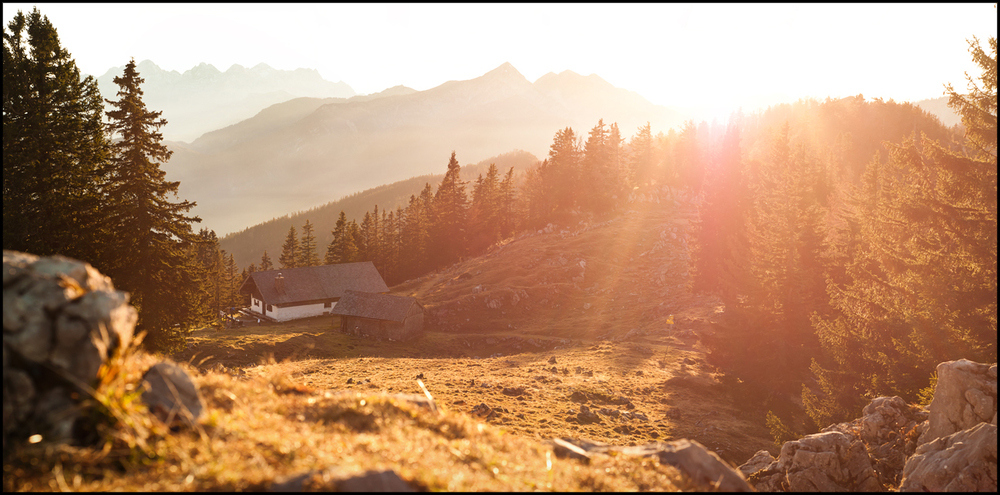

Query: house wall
left=250, top=295, right=337, bottom=322
left=403, top=311, right=424, bottom=337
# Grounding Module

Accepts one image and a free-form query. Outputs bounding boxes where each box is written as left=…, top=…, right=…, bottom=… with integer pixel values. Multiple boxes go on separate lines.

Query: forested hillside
left=219, top=150, right=538, bottom=268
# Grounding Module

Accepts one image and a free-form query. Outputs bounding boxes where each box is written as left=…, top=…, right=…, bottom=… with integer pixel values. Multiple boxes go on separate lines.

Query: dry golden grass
left=4, top=193, right=774, bottom=490
left=4, top=345, right=701, bottom=491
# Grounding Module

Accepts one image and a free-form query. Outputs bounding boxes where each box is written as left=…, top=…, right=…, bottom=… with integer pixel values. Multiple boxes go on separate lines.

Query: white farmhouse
left=239, top=262, right=388, bottom=322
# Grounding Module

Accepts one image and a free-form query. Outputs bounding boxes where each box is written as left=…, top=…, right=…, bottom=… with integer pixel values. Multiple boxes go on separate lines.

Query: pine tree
left=400, top=185, right=433, bottom=280
left=279, top=226, right=298, bottom=269
left=430, top=152, right=469, bottom=268
left=298, top=219, right=319, bottom=267
left=628, top=122, right=656, bottom=188
left=102, top=58, right=202, bottom=352
left=805, top=37, right=997, bottom=426
left=3, top=8, right=110, bottom=264
left=358, top=211, right=374, bottom=262
left=346, top=220, right=362, bottom=263
left=325, top=211, right=350, bottom=264
left=260, top=250, right=273, bottom=271
left=498, top=167, right=517, bottom=239
left=469, top=163, right=501, bottom=253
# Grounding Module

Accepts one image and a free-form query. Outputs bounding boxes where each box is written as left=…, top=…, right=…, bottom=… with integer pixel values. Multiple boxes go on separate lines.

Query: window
left=267, top=304, right=273, bottom=312
left=324, top=302, right=332, bottom=308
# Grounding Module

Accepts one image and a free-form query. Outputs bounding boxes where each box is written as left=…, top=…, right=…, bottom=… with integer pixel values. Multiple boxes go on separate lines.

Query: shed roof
left=330, top=290, right=421, bottom=323
left=239, top=262, right=388, bottom=305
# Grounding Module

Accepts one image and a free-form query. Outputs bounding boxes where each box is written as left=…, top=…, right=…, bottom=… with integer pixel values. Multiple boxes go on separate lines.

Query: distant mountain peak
left=480, top=61, right=530, bottom=85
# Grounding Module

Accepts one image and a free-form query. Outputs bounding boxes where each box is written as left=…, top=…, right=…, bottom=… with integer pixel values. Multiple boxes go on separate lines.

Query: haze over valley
left=159, top=62, right=689, bottom=235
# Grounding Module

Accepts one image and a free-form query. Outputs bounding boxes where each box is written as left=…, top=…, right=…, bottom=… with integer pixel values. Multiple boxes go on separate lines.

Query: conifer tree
left=805, top=37, right=997, bottom=426
left=103, top=58, right=202, bottom=352
left=430, top=152, right=469, bottom=267
left=346, top=220, right=362, bottom=263
left=498, top=167, right=517, bottom=239
left=298, top=219, right=319, bottom=267
left=469, top=163, right=501, bottom=253
left=325, top=211, right=350, bottom=264
left=3, top=8, right=110, bottom=263
left=400, top=185, right=433, bottom=279
left=628, top=122, right=656, bottom=188
left=692, top=121, right=751, bottom=307
left=358, top=211, right=374, bottom=262
left=260, top=250, right=273, bottom=271
left=279, top=226, right=298, bottom=269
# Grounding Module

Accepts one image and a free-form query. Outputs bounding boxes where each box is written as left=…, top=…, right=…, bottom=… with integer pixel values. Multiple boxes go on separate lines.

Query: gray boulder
left=918, top=359, right=997, bottom=446
left=141, top=361, right=204, bottom=427
left=3, top=251, right=137, bottom=447
left=899, top=422, right=997, bottom=492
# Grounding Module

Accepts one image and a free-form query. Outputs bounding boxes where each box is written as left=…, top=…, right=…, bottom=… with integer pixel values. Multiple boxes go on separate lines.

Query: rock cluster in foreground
left=3, top=251, right=203, bottom=453
left=739, top=360, right=997, bottom=492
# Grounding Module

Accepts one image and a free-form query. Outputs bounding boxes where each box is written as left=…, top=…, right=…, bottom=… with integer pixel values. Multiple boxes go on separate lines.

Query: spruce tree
left=103, top=58, right=202, bottom=352
left=430, top=152, right=469, bottom=267
left=325, top=211, right=350, bottom=264
left=298, top=219, right=319, bottom=267
left=805, top=37, right=997, bottom=426
left=279, top=226, right=298, bottom=269
left=260, top=250, right=273, bottom=271
left=628, top=122, right=656, bottom=188
left=498, top=167, right=517, bottom=239
left=3, top=8, right=110, bottom=263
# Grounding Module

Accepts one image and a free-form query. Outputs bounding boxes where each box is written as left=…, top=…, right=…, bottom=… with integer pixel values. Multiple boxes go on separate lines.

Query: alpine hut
left=331, top=290, right=424, bottom=341
left=239, top=262, right=388, bottom=322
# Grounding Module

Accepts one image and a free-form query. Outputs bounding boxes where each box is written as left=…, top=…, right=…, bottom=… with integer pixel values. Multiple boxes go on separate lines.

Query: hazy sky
left=3, top=3, right=997, bottom=116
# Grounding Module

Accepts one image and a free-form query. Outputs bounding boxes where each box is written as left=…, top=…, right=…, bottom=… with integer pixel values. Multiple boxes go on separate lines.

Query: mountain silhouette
left=162, top=62, right=690, bottom=235
left=95, top=60, right=356, bottom=142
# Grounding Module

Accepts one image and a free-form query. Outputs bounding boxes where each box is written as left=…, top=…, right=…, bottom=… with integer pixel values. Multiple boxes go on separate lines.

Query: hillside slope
left=219, top=149, right=538, bottom=268
left=180, top=187, right=774, bottom=466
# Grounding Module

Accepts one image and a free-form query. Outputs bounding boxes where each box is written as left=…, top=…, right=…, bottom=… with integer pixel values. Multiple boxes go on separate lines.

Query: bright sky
left=3, top=3, right=997, bottom=117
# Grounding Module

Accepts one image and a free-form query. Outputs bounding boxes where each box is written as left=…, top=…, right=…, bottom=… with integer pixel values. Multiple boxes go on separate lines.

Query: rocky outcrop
left=741, top=395, right=927, bottom=491
left=897, top=359, right=998, bottom=492
left=899, top=422, right=997, bottom=492
left=917, top=359, right=997, bottom=445
left=3, top=251, right=137, bottom=449
left=741, top=359, right=998, bottom=492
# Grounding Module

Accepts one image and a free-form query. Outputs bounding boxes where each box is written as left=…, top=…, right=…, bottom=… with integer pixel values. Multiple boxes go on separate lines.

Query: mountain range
left=162, top=62, right=690, bottom=235
left=95, top=60, right=356, bottom=143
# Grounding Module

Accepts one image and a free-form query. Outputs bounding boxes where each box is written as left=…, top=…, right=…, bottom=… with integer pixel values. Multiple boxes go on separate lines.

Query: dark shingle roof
left=330, top=290, right=421, bottom=322
left=239, top=262, right=388, bottom=305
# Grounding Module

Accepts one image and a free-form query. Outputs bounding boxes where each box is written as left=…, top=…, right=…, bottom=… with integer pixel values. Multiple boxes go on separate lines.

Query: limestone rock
left=919, top=359, right=997, bottom=446
left=141, top=361, right=204, bottom=427
left=737, top=449, right=776, bottom=478
left=774, top=430, right=880, bottom=491
left=3, top=250, right=137, bottom=447
left=899, top=422, right=997, bottom=492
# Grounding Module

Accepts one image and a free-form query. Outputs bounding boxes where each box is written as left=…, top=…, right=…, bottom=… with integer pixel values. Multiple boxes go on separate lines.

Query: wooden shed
left=331, top=290, right=424, bottom=341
